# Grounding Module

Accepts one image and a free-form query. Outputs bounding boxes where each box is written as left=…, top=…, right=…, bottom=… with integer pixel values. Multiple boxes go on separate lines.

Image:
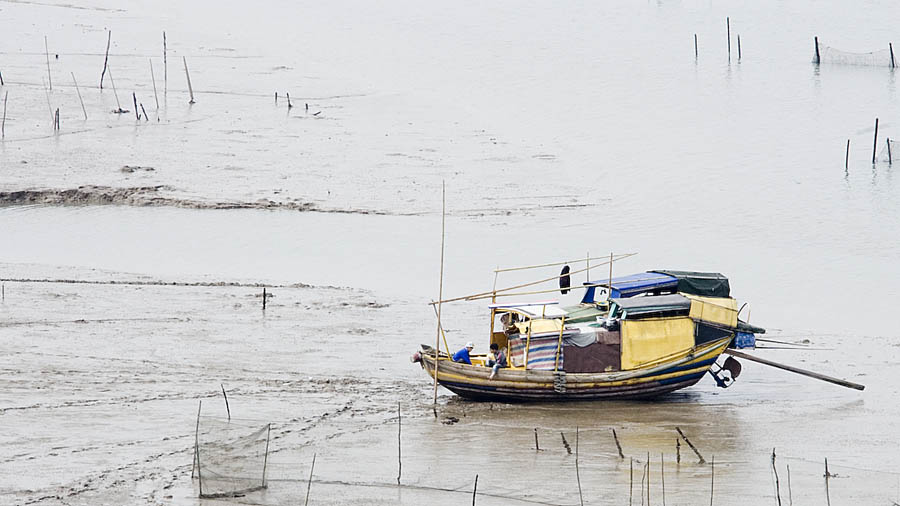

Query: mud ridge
left=0, top=186, right=391, bottom=215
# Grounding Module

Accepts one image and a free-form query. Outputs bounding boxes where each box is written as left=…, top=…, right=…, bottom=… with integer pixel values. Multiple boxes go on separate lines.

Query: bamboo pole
left=814, top=36, right=821, bottom=64
left=183, top=57, right=195, bottom=104
left=661, top=453, right=666, bottom=506
left=107, top=66, right=123, bottom=112
left=534, top=428, right=540, bottom=451
left=432, top=252, right=637, bottom=305
left=695, top=34, right=698, bottom=59
left=726, top=17, right=731, bottom=61
left=873, top=118, right=879, bottom=164
left=1, top=90, right=7, bottom=139
left=647, top=451, right=650, bottom=506
left=786, top=464, right=793, bottom=506
left=433, top=181, right=446, bottom=406
left=472, top=474, right=478, bottom=505
left=725, top=350, right=864, bottom=390
left=575, top=427, right=584, bottom=506
left=772, top=448, right=782, bottom=506
left=71, top=73, right=87, bottom=120
left=261, top=423, right=270, bottom=486
left=397, top=402, right=401, bottom=485
left=845, top=139, right=850, bottom=170
left=163, top=31, right=167, bottom=96
left=676, top=427, right=706, bottom=464
left=304, top=453, right=316, bottom=506
left=100, top=30, right=111, bottom=89
left=150, top=59, right=160, bottom=110
left=608, top=252, right=613, bottom=299
left=430, top=302, right=450, bottom=357
left=710, top=455, right=715, bottom=506
left=495, top=252, right=635, bottom=273
left=640, top=460, right=646, bottom=506
left=220, top=384, right=230, bottom=420
left=613, top=429, right=625, bottom=459
left=133, top=92, right=140, bottom=120
left=629, top=458, right=633, bottom=506
left=824, top=458, right=831, bottom=506
left=44, top=36, right=52, bottom=90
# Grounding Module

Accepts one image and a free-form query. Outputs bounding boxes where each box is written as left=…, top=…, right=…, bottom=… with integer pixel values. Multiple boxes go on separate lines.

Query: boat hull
left=419, top=337, right=730, bottom=402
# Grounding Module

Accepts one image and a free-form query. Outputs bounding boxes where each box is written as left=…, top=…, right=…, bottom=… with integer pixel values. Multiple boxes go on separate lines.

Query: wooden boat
left=414, top=266, right=764, bottom=401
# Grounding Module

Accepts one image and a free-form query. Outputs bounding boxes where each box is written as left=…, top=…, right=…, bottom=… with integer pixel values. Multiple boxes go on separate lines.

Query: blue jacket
left=452, top=347, right=472, bottom=365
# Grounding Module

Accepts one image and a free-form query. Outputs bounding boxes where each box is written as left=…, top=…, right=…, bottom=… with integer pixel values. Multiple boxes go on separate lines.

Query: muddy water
left=2, top=0, right=900, bottom=504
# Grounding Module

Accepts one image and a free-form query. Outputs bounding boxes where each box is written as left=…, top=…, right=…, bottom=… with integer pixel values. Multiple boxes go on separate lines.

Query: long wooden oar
left=725, top=350, right=865, bottom=391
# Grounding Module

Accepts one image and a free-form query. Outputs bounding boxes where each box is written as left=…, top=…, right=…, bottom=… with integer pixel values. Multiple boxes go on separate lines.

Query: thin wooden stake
left=891, top=42, right=896, bottom=69
left=887, top=138, right=892, bottom=165
left=824, top=458, right=831, bottom=506
left=472, top=474, right=478, bottom=505
left=0, top=69, right=4, bottom=86
left=183, top=57, right=195, bottom=104
left=640, top=460, right=646, bottom=506
left=575, top=427, right=584, bottom=506
left=814, top=36, right=821, bottom=64
left=287, top=92, right=293, bottom=109
left=220, top=384, right=230, bottom=420
left=304, top=453, right=316, bottom=506
left=676, top=439, right=681, bottom=463
left=772, top=448, right=782, bottom=506
left=845, top=139, right=850, bottom=170
left=163, top=32, right=167, bottom=96
left=107, top=66, right=123, bottom=112
left=710, top=455, right=715, bottom=506
left=100, top=31, right=111, bottom=89
left=44, top=36, right=52, bottom=90
left=262, top=287, right=267, bottom=310
left=738, top=34, right=742, bottom=61
left=192, top=400, right=202, bottom=480
left=676, top=427, right=706, bottom=464
left=141, top=103, right=148, bottom=122
left=397, top=402, right=402, bottom=485
left=647, top=451, right=650, bottom=506
left=432, top=181, right=446, bottom=406
left=873, top=118, right=879, bottom=164
left=1, top=91, right=7, bottom=139
left=261, top=423, right=270, bottom=486
left=726, top=17, right=731, bottom=61
left=786, top=464, right=792, bottom=506
left=694, top=33, right=698, bottom=59
left=629, top=458, right=634, bottom=506
left=133, top=93, right=140, bottom=120
left=55, top=108, right=59, bottom=130
left=534, top=427, right=540, bottom=451
left=149, top=59, right=159, bottom=110
left=612, top=428, right=625, bottom=459
left=71, top=73, right=87, bottom=120
left=42, top=77, right=53, bottom=123
left=660, top=453, right=666, bottom=506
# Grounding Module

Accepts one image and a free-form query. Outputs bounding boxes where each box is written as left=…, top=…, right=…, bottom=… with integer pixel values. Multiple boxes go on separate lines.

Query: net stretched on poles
left=815, top=43, right=897, bottom=68
left=195, top=418, right=271, bottom=498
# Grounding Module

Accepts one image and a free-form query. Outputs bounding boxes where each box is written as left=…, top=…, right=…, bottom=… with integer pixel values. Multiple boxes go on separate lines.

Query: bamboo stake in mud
left=873, top=118, right=879, bottom=164
left=149, top=59, right=159, bottom=110
left=726, top=17, right=731, bottom=61
left=891, top=42, right=896, bottom=69
left=534, top=428, right=540, bottom=451
left=1, top=283, right=4, bottom=301
left=695, top=33, right=698, bottom=59
left=845, top=139, right=850, bottom=170
left=613, top=428, right=625, bottom=459
left=100, top=31, right=111, bottom=89
left=738, top=34, right=742, bottom=61
left=472, top=474, right=478, bottom=505
left=0, top=69, right=4, bottom=86
left=192, top=400, right=202, bottom=480
left=433, top=181, right=446, bottom=406
left=55, top=108, right=59, bottom=131
left=163, top=32, right=167, bottom=96
left=660, top=453, right=666, bottom=506
left=814, top=36, right=821, bottom=65
left=262, top=287, right=267, bottom=310
left=824, top=458, right=832, bottom=506
left=304, top=453, right=316, bottom=506
left=647, top=451, right=650, bottom=506
left=44, top=36, right=52, bottom=90
left=772, top=448, right=782, bottom=506
left=1, top=91, right=7, bottom=139
left=107, top=66, right=124, bottom=113
left=575, top=428, right=584, bottom=506
left=261, top=423, right=270, bottom=486
left=786, top=464, right=792, bottom=506
left=397, top=402, right=401, bottom=485
left=287, top=92, right=293, bottom=109
left=71, top=73, right=87, bottom=120
left=640, top=460, right=646, bottom=506
left=141, top=103, right=148, bottom=122
left=710, top=455, right=715, bottom=506
left=133, top=93, right=140, bottom=120
left=220, top=384, right=230, bottom=420
left=887, top=138, right=893, bottom=165
left=676, top=427, right=706, bottom=464
left=676, top=439, right=681, bottom=463
left=183, top=57, right=195, bottom=104
left=629, top=458, right=633, bottom=506
left=42, top=77, right=53, bottom=123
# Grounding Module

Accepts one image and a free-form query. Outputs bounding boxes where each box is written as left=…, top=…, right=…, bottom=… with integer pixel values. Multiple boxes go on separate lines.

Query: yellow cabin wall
left=684, top=295, right=738, bottom=327
left=621, top=317, right=695, bottom=370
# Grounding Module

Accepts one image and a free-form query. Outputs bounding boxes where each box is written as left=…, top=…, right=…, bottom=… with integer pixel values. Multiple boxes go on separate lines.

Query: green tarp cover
left=650, top=270, right=730, bottom=298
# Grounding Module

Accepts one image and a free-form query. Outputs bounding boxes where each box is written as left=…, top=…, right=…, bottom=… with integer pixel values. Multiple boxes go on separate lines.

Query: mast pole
left=608, top=252, right=614, bottom=300
left=433, top=182, right=446, bottom=406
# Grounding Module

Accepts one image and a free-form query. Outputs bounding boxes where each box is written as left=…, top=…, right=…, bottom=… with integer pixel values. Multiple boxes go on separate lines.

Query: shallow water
left=2, top=0, right=900, bottom=504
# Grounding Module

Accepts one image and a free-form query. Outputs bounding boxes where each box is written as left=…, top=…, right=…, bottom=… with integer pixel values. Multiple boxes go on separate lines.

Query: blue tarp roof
left=581, top=272, right=678, bottom=303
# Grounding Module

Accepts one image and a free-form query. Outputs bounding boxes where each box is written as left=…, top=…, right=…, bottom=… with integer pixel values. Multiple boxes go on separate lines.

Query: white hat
left=465, top=342, right=474, bottom=349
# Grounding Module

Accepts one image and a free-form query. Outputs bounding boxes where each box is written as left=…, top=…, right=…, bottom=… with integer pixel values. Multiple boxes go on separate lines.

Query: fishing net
left=194, top=417, right=271, bottom=498
left=816, top=44, right=897, bottom=67
left=877, top=139, right=898, bottom=163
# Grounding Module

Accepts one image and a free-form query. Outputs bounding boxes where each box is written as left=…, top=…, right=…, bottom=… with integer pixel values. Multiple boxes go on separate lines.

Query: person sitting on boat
left=487, top=343, right=507, bottom=379
left=452, top=342, right=475, bottom=365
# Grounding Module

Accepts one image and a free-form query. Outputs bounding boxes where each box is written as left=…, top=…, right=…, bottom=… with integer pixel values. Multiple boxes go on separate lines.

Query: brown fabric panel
left=562, top=342, right=621, bottom=373
left=596, top=329, right=621, bottom=345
